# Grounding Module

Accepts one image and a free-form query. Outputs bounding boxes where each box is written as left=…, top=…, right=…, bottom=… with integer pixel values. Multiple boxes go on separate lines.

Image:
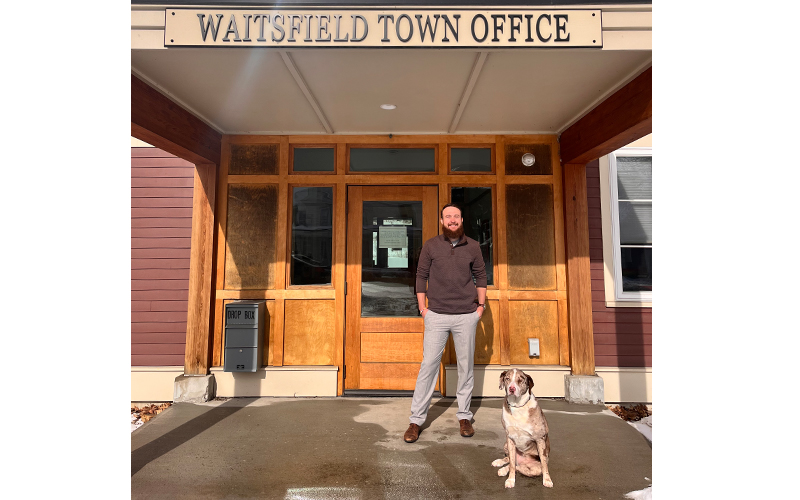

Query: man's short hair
left=440, top=203, right=463, bottom=218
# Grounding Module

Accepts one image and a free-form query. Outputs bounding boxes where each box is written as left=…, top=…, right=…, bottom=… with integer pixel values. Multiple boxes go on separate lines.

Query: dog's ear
left=526, top=374, right=534, bottom=394
left=499, top=370, right=508, bottom=389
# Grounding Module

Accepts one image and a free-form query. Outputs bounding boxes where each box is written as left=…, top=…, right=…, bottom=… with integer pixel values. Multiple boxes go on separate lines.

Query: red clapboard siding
left=585, top=159, right=652, bottom=368
left=131, top=300, right=189, bottom=312
left=132, top=248, right=194, bottom=259
left=132, top=177, right=195, bottom=188
left=131, top=258, right=191, bottom=269
left=132, top=187, right=194, bottom=198
left=133, top=344, right=187, bottom=355
left=131, top=311, right=190, bottom=323
left=131, top=279, right=190, bottom=291
left=132, top=289, right=192, bottom=301
left=132, top=354, right=185, bottom=366
left=132, top=332, right=188, bottom=344
left=132, top=218, right=195, bottom=228
left=132, top=269, right=193, bottom=280
left=131, top=147, right=194, bottom=367
left=131, top=227, right=193, bottom=239
left=596, top=355, right=651, bottom=368
left=131, top=197, right=194, bottom=208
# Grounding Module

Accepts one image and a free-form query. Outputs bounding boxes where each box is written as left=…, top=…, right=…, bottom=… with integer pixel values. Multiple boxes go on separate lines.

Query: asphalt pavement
left=131, top=396, right=652, bottom=499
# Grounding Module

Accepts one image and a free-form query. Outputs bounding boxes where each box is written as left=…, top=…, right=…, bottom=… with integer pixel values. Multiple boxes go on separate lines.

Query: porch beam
left=559, top=67, right=652, bottom=165
left=563, top=163, right=595, bottom=376
left=131, top=74, right=222, bottom=165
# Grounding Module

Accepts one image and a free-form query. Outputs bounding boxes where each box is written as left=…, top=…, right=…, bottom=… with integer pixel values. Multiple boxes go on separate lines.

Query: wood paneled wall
left=131, top=147, right=194, bottom=366
left=212, top=135, right=570, bottom=395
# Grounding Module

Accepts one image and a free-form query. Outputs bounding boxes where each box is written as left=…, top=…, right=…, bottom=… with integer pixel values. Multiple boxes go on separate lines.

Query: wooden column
left=563, top=163, right=595, bottom=376
left=559, top=65, right=652, bottom=376
left=132, top=74, right=223, bottom=375
left=184, top=163, right=217, bottom=374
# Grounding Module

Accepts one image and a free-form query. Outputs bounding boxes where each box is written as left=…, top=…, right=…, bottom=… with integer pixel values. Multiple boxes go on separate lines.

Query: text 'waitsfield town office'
left=131, top=0, right=652, bottom=404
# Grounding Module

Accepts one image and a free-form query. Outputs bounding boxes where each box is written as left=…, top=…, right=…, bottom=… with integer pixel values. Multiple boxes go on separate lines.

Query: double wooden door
left=345, top=186, right=440, bottom=391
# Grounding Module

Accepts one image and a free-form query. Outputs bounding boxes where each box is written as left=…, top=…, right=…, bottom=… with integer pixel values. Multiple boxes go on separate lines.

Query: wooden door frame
left=344, top=185, right=440, bottom=392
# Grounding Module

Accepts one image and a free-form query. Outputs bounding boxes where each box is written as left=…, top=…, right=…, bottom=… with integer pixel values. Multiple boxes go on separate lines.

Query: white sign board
left=379, top=226, right=407, bottom=249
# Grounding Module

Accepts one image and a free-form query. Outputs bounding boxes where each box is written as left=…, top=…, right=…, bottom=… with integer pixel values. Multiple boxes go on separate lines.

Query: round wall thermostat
left=522, top=153, right=536, bottom=167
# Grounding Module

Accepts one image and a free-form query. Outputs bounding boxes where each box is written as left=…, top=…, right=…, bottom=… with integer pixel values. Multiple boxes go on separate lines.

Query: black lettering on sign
left=415, top=14, right=441, bottom=43
left=351, top=15, right=368, bottom=42
left=536, top=14, right=552, bottom=43
left=197, top=14, right=224, bottom=42
left=254, top=14, right=269, bottom=42
left=272, top=14, right=285, bottom=42
left=554, top=14, right=570, bottom=42
left=396, top=14, right=413, bottom=42
left=222, top=14, right=241, bottom=42
left=245, top=310, right=255, bottom=319
left=442, top=15, right=459, bottom=42
left=491, top=15, right=505, bottom=42
left=378, top=14, right=395, bottom=42
left=471, top=14, right=488, bottom=43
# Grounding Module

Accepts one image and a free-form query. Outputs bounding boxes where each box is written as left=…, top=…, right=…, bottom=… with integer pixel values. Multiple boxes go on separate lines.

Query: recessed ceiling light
left=380, top=104, right=396, bottom=110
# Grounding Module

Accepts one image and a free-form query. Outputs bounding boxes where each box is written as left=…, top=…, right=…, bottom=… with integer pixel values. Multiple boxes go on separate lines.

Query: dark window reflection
left=620, top=247, right=651, bottom=292
left=361, top=201, right=422, bottom=317
left=450, top=187, right=493, bottom=286
left=291, top=187, right=332, bottom=285
left=350, top=148, right=435, bottom=172
left=451, top=148, right=492, bottom=172
left=293, top=148, right=334, bottom=172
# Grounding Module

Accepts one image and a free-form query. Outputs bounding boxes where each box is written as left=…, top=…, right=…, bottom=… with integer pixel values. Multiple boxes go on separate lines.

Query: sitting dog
left=491, top=368, right=553, bottom=489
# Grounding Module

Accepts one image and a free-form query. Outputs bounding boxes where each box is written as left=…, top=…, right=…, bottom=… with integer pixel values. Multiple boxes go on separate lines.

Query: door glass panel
left=291, top=187, right=333, bottom=285
left=361, top=200, right=422, bottom=317
left=451, top=187, right=493, bottom=285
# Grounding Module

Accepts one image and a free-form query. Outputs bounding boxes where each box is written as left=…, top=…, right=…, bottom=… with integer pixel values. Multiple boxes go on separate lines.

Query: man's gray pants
left=409, top=310, right=479, bottom=425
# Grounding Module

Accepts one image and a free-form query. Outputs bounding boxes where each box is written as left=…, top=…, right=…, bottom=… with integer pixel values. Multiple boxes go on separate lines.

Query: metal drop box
left=223, top=300, right=265, bottom=372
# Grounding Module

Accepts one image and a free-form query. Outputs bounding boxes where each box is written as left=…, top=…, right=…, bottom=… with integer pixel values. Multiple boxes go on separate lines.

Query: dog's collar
left=508, top=393, right=532, bottom=408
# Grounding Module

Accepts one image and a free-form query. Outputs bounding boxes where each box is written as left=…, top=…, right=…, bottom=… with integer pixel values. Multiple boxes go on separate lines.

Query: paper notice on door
left=379, top=226, right=407, bottom=249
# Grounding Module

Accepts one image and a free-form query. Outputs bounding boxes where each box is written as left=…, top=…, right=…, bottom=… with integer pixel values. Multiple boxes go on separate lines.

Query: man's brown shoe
left=459, top=419, right=475, bottom=437
left=404, top=423, right=421, bottom=443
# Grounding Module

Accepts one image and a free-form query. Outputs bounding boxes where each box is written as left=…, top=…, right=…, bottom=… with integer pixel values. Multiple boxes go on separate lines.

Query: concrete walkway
left=131, top=397, right=651, bottom=499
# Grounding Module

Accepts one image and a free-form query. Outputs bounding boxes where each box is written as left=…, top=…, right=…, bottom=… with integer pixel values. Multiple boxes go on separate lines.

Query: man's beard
left=442, top=223, right=464, bottom=240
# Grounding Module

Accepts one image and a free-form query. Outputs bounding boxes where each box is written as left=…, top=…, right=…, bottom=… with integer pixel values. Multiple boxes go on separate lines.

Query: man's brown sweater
left=415, top=234, right=488, bottom=314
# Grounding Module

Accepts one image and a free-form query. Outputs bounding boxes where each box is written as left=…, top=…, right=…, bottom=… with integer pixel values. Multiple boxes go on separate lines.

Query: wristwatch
left=478, top=303, right=485, bottom=309
left=419, top=308, right=427, bottom=315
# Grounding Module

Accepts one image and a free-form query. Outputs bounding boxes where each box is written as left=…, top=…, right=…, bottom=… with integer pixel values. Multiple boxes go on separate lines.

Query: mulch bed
left=608, top=403, right=651, bottom=422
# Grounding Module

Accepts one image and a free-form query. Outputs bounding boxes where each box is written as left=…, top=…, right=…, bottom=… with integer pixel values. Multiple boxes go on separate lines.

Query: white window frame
left=598, top=147, right=652, bottom=307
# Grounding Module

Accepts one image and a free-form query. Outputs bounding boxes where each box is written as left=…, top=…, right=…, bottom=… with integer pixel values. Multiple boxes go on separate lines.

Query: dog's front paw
left=497, top=465, right=509, bottom=476
left=491, top=458, right=508, bottom=467
left=504, top=478, right=515, bottom=489
left=543, top=476, right=553, bottom=488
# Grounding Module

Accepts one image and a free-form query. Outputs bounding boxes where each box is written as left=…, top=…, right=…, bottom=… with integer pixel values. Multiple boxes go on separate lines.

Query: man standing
left=404, top=203, right=487, bottom=443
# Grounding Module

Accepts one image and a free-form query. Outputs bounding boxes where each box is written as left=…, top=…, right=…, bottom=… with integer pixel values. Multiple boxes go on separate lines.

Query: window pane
left=291, top=187, right=333, bottom=285
left=620, top=247, right=652, bottom=292
left=350, top=148, right=435, bottom=172
left=361, top=201, right=423, bottom=316
left=619, top=201, right=652, bottom=245
left=451, top=148, right=492, bottom=172
left=451, top=187, right=493, bottom=286
left=293, top=148, right=334, bottom=172
left=617, top=156, right=652, bottom=199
